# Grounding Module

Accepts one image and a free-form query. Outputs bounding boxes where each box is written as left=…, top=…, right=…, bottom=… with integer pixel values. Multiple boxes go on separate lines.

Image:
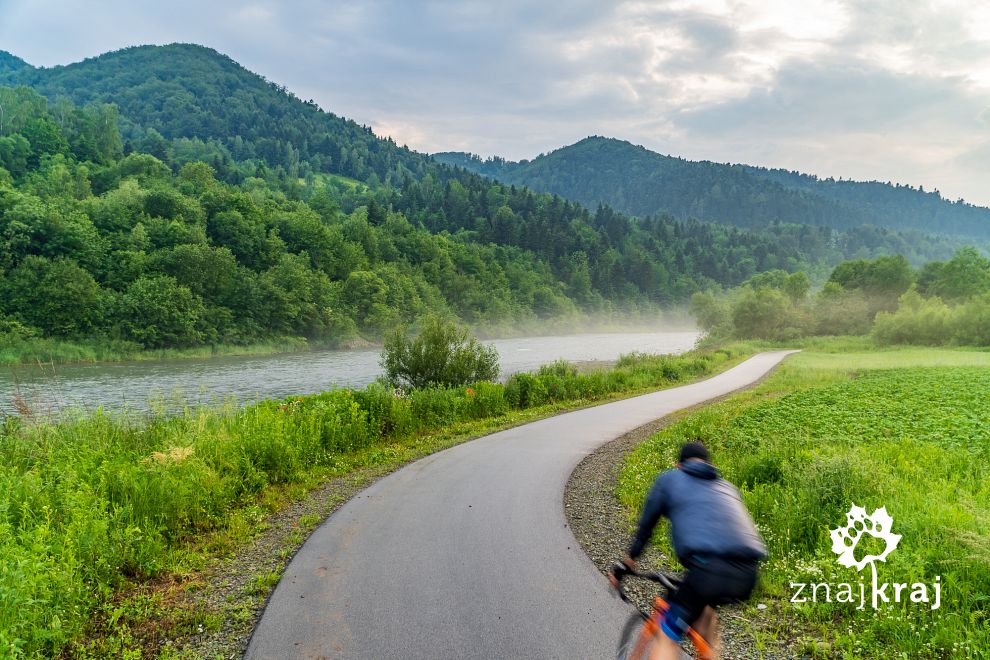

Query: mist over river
left=0, top=331, right=699, bottom=416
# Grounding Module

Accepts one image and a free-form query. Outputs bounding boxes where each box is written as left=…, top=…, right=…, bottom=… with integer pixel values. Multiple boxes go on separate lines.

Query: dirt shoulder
left=180, top=463, right=397, bottom=659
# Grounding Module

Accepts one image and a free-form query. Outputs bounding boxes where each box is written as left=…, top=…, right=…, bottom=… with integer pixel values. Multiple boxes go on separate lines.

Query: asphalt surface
left=246, top=351, right=798, bottom=659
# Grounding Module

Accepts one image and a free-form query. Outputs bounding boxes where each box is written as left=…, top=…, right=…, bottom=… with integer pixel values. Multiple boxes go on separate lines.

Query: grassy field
left=618, top=345, right=990, bottom=658
left=0, top=347, right=745, bottom=658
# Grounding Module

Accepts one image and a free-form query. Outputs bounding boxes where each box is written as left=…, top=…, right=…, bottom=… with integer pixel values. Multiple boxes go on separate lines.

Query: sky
left=1, top=0, right=989, bottom=205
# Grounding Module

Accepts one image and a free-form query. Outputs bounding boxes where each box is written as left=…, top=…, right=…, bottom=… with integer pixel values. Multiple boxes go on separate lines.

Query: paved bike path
left=247, top=351, right=797, bottom=659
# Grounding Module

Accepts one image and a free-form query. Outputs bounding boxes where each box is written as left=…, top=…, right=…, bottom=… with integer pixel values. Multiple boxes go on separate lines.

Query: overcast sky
left=2, top=0, right=989, bottom=205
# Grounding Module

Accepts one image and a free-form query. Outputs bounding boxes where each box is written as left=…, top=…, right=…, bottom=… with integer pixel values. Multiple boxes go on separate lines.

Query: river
left=0, top=330, right=699, bottom=416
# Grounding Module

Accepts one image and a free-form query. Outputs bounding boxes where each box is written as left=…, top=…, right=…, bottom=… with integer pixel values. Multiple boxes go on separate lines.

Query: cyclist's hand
left=608, top=569, right=621, bottom=590
left=608, top=557, right=636, bottom=589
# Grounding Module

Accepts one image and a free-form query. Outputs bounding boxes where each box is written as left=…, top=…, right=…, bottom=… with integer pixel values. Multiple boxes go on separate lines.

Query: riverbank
left=0, top=335, right=321, bottom=367
left=612, top=341, right=990, bottom=658
left=0, top=331, right=699, bottom=417
left=0, top=346, right=743, bottom=658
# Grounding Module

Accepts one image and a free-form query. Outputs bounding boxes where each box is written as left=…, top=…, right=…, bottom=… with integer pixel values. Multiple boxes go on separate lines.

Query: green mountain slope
left=738, top=163, right=987, bottom=235
left=0, top=43, right=429, bottom=185
left=434, top=136, right=990, bottom=240
left=0, top=43, right=974, bottom=351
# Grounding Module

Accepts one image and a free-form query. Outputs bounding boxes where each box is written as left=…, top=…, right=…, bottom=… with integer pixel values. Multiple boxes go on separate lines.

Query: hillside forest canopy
left=435, top=136, right=990, bottom=243
left=0, top=44, right=986, bottom=355
left=0, top=85, right=808, bottom=352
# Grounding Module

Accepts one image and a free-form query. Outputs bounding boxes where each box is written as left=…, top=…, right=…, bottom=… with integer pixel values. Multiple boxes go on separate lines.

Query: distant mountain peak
left=104, top=42, right=232, bottom=60
left=576, top=135, right=630, bottom=146
left=70, top=42, right=242, bottom=70
left=439, top=136, right=990, bottom=241
left=1, top=43, right=242, bottom=79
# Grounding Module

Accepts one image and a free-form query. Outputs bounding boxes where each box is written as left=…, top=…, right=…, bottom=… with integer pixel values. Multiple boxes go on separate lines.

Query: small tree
left=117, top=275, right=205, bottom=348
left=381, top=317, right=499, bottom=389
left=689, top=291, right=730, bottom=335
left=731, top=286, right=790, bottom=339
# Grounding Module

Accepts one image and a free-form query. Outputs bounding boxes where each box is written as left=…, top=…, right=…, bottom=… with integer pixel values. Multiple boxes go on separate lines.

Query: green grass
left=618, top=346, right=990, bottom=658
left=0, top=346, right=745, bottom=658
left=303, top=172, right=369, bottom=193
left=717, top=333, right=990, bottom=357
left=324, top=172, right=369, bottom=192
left=0, top=335, right=315, bottom=366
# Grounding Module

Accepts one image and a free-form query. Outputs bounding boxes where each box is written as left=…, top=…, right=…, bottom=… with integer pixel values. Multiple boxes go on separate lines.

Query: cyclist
left=609, top=441, right=766, bottom=659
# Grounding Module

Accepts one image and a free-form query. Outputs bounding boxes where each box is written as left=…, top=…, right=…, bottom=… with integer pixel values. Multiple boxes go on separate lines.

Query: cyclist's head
left=678, top=441, right=710, bottom=464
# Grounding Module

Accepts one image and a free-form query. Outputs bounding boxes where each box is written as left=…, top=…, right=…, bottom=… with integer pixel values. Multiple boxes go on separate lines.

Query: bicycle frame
left=616, top=570, right=714, bottom=660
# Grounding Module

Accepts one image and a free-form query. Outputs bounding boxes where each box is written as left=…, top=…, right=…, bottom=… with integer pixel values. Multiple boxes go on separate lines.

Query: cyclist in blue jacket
left=610, top=441, right=766, bottom=659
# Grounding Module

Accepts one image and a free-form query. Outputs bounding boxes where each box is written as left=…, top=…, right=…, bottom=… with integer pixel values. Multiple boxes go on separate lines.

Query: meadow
left=0, top=347, right=742, bottom=658
left=617, top=346, right=990, bottom=658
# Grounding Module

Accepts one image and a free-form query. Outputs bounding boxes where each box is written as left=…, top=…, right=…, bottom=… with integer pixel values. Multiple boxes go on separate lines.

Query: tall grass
left=617, top=349, right=990, bottom=658
left=0, top=335, right=311, bottom=366
left=0, top=346, right=742, bottom=657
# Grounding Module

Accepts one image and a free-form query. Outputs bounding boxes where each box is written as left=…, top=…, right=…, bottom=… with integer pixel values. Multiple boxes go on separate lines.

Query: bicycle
left=612, top=565, right=714, bottom=660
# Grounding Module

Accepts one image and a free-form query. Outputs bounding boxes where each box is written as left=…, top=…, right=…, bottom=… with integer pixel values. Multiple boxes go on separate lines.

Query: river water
left=0, top=330, right=699, bottom=416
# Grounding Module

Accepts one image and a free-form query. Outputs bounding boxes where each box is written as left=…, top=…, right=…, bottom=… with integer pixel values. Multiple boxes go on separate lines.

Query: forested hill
left=0, top=44, right=975, bottom=351
left=0, top=44, right=430, bottom=186
left=434, top=136, right=990, bottom=240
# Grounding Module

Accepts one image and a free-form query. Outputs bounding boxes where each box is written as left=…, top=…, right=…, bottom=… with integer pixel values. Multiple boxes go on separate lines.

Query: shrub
left=408, top=386, right=465, bottom=426
left=731, top=286, right=791, bottom=339
left=872, top=289, right=951, bottom=345
left=465, top=381, right=508, bottom=419
left=504, top=372, right=549, bottom=408
left=502, top=372, right=528, bottom=407
left=950, top=295, right=990, bottom=345
left=813, top=285, right=874, bottom=336
left=381, top=316, right=499, bottom=389
left=690, top=291, right=731, bottom=336
left=537, top=359, right=578, bottom=379
left=352, top=382, right=413, bottom=437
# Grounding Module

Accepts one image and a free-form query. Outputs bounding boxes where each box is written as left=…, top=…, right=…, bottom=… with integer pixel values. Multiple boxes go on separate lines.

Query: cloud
left=677, top=63, right=981, bottom=136
left=1, top=0, right=989, bottom=204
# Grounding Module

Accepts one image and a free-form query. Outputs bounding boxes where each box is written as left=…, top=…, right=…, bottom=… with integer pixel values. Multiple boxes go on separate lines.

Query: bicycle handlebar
left=610, top=563, right=680, bottom=604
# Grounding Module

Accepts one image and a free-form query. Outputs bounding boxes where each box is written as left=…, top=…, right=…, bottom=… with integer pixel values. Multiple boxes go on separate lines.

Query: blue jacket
left=628, top=461, right=767, bottom=562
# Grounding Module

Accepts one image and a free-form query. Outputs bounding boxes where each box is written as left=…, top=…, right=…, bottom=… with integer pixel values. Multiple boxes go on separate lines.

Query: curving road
left=246, top=351, right=797, bottom=659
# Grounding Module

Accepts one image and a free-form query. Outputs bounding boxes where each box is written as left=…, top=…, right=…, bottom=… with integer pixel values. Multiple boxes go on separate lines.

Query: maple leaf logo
left=829, top=504, right=901, bottom=571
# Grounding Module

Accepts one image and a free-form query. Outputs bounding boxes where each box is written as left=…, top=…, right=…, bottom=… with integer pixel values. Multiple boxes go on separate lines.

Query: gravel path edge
left=563, top=372, right=791, bottom=659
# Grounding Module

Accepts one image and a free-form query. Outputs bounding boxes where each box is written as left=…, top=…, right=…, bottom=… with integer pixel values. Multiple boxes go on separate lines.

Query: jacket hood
left=681, top=460, right=719, bottom=480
